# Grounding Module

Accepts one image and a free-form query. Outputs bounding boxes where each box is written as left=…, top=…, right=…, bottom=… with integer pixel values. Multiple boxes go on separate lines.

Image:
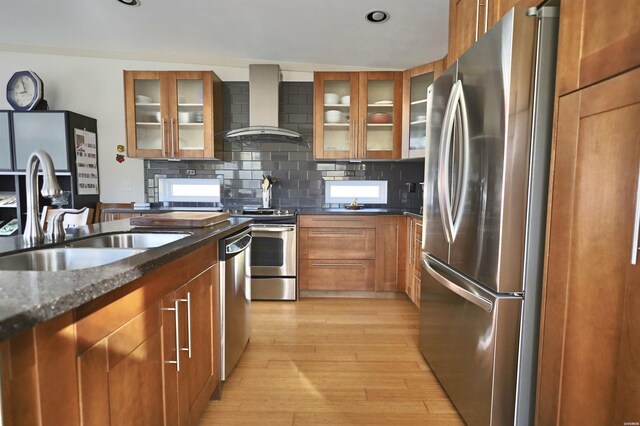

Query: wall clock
left=6, top=70, right=48, bottom=111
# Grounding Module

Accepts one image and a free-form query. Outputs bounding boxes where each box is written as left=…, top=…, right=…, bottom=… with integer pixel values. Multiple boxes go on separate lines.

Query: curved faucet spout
left=23, top=150, right=63, bottom=244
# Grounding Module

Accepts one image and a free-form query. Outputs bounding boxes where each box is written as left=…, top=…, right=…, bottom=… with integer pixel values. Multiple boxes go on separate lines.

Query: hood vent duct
left=223, top=64, right=304, bottom=141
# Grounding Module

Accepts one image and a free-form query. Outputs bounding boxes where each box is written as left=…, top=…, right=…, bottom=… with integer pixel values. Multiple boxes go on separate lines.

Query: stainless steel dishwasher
left=219, top=227, right=252, bottom=381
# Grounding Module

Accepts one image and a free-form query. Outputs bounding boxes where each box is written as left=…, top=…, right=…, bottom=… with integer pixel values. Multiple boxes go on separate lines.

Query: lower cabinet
left=405, top=216, right=422, bottom=307
left=163, top=264, right=219, bottom=425
left=0, top=243, right=220, bottom=426
left=298, top=215, right=406, bottom=292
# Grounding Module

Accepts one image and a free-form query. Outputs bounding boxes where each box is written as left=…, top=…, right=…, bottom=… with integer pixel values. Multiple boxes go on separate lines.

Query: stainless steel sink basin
left=65, top=232, right=190, bottom=249
left=0, top=248, right=146, bottom=271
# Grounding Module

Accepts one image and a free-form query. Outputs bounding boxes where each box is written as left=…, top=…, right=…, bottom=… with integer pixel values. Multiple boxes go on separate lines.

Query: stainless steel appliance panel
left=251, top=277, right=296, bottom=301
left=220, top=228, right=252, bottom=380
left=423, top=64, right=457, bottom=263
left=448, top=9, right=537, bottom=293
left=250, top=224, right=296, bottom=277
left=419, top=254, right=522, bottom=426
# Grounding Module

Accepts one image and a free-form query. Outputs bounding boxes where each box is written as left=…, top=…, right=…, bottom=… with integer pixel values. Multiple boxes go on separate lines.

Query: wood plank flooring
left=200, top=297, right=463, bottom=425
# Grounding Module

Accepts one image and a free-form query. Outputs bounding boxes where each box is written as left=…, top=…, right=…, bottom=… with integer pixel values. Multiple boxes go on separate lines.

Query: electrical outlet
left=186, top=169, right=196, bottom=176
left=121, top=180, right=132, bottom=191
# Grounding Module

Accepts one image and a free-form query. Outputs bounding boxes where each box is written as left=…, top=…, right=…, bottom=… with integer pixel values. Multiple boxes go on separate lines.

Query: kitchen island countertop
left=0, top=217, right=251, bottom=341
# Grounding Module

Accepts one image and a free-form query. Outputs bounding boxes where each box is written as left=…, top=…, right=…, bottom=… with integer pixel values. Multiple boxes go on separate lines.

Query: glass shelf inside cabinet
left=177, top=79, right=205, bottom=151
left=134, top=79, right=162, bottom=150
left=409, top=72, right=434, bottom=152
left=323, top=80, right=352, bottom=152
left=366, top=80, right=394, bottom=152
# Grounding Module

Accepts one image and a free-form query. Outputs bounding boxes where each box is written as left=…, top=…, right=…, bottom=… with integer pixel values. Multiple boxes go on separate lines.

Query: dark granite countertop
left=0, top=217, right=251, bottom=341
left=299, top=208, right=422, bottom=218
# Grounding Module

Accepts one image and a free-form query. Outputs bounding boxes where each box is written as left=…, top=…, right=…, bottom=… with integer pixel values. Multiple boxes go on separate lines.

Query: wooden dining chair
left=40, top=206, right=94, bottom=232
left=94, top=202, right=135, bottom=223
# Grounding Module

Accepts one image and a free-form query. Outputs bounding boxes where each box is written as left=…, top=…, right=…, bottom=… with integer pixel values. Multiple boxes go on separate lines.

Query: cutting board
left=130, top=212, right=230, bottom=228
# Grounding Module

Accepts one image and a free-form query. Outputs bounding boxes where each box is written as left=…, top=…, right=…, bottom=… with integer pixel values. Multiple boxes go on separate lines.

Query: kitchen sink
left=65, top=232, right=190, bottom=249
left=0, top=247, right=146, bottom=271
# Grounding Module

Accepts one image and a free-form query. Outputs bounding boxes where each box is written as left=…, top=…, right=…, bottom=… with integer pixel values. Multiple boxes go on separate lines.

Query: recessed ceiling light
left=366, top=10, right=389, bottom=23
left=116, top=0, right=140, bottom=6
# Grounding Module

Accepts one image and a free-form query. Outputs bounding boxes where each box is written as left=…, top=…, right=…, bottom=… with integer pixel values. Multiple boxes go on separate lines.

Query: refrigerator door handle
left=438, top=80, right=470, bottom=244
left=438, top=82, right=459, bottom=243
left=423, top=254, right=494, bottom=312
left=451, top=82, right=470, bottom=240
left=632, top=164, right=640, bottom=265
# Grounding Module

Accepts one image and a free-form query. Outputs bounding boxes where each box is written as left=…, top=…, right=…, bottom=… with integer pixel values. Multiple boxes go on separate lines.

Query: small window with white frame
left=324, top=180, right=388, bottom=205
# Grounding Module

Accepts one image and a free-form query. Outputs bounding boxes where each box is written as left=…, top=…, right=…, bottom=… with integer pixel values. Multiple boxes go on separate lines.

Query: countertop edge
left=0, top=218, right=252, bottom=341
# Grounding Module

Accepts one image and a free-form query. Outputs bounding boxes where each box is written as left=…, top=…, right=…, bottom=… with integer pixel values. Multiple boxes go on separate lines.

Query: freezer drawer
left=419, top=254, right=522, bottom=426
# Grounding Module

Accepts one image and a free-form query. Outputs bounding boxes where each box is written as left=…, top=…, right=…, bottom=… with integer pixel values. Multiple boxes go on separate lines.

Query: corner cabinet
left=124, top=70, right=223, bottom=160
left=401, top=61, right=444, bottom=159
left=313, top=71, right=402, bottom=160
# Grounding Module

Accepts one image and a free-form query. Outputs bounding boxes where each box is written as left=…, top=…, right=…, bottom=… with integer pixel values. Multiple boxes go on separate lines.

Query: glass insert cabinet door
left=171, top=71, right=214, bottom=159
left=124, top=71, right=217, bottom=159
left=408, top=72, right=434, bottom=158
left=313, top=72, right=359, bottom=160
left=125, top=71, right=165, bottom=158
left=359, top=72, right=402, bottom=160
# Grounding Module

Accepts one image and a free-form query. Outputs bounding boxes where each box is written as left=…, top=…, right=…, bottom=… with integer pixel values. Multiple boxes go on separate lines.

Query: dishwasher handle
left=226, top=234, right=252, bottom=255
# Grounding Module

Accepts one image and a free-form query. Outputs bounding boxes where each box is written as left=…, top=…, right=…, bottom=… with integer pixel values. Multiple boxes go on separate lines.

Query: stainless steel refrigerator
left=419, top=5, right=558, bottom=425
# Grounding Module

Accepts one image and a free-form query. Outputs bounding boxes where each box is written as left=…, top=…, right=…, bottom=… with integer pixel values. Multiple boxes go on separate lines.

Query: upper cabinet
left=314, top=71, right=402, bottom=161
left=447, top=0, right=526, bottom=65
left=124, top=70, right=223, bottom=160
left=554, top=0, right=640, bottom=96
left=401, top=61, right=444, bottom=159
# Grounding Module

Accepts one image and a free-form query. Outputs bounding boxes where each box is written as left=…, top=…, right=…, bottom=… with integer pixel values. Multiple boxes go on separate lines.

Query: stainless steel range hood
left=224, top=64, right=303, bottom=140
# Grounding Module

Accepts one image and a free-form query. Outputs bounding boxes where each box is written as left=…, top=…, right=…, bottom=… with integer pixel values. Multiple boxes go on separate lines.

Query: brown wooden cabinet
left=0, top=243, right=220, bottom=426
left=169, top=265, right=219, bottom=425
left=314, top=71, right=402, bottom=160
left=401, top=61, right=444, bottom=159
left=404, top=216, right=423, bottom=307
left=535, top=68, right=640, bottom=424
left=1, top=312, right=80, bottom=426
left=124, top=70, right=223, bottom=160
left=298, top=215, right=405, bottom=292
left=446, top=0, right=534, bottom=65
left=554, top=0, right=640, bottom=96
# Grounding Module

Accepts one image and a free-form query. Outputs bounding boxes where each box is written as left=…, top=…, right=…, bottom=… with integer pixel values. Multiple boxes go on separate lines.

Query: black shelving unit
left=0, top=110, right=99, bottom=235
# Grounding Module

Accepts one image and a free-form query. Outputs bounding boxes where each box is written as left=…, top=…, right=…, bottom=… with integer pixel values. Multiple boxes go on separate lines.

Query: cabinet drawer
left=299, top=259, right=375, bottom=291
left=299, top=228, right=375, bottom=259
left=299, top=215, right=376, bottom=229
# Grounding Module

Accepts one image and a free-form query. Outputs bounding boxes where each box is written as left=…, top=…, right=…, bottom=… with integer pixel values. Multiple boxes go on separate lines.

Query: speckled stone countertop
left=0, top=217, right=251, bottom=341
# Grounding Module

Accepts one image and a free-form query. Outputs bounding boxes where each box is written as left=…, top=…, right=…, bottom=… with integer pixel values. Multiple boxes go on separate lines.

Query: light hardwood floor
left=200, top=297, right=463, bottom=425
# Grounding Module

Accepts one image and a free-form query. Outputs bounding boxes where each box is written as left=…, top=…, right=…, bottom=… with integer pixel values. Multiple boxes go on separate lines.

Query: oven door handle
left=251, top=226, right=296, bottom=233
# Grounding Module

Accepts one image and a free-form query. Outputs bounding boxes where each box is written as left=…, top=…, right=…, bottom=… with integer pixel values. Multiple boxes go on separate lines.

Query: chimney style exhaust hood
left=224, top=64, right=303, bottom=140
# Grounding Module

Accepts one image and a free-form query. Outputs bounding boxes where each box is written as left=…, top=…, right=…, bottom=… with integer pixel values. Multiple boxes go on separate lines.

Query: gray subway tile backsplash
left=144, top=81, right=424, bottom=209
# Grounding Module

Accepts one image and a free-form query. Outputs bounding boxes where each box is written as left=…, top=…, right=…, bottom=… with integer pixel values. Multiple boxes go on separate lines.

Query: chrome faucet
left=47, top=207, right=88, bottom=242
left=23, top=150, right=64, bottom=244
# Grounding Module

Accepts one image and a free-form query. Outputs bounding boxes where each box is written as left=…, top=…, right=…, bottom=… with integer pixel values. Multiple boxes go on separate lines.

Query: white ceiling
left=0, top=0, right=449, bottom=71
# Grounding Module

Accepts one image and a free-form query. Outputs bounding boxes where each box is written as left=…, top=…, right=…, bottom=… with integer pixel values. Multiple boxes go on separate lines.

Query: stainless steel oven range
left=224, top=208, right=297, bottom=301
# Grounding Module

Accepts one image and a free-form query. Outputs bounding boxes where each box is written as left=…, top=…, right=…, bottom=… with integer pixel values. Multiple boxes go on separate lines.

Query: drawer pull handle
left=311, top=231, right=363, bottom=235
left=632, top=164, right=640, bottom=265
left=161, top=300, right=181, bottom=371
left=312, top=218, right=365, bottom=222
left=311, top=263, right=364, bottom=268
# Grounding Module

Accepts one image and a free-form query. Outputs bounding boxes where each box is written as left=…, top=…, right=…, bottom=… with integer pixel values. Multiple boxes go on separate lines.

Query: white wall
left=0, top=51, right=312, bottom=202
